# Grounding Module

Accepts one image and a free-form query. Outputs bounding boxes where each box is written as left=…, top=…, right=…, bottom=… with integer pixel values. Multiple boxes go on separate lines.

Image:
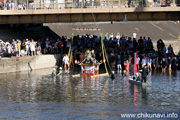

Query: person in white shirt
left=141, top=56, right=147, bottom=67
left=7, top=44, right=12, bottom=57
left=63, top=54, right=69, bottom=73
left=25, top=39, right=30, bottom=56
left=147, top=56, right=152, bottom=71
left=11, top=1, right=15, bottom=10
left=14, top=42, right=18, bottom=57
left=18, top=3, right=22, bottom=10
left=5, top=40, right=10, bottom=46
left=30, top=40, right=36, bottom=56
left=116, top=33, right=120, bottom=47
left=136, top=55, right=140, bottom=70
left=116, top=33, right=120, bottom=40
left=109, top=33, right=114, bottom=39
left=133, top=33, right=137, bottom=39
left=104, top=32, right=109, bottom=39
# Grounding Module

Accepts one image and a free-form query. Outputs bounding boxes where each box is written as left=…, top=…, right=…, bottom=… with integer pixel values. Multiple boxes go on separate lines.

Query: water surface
left=0, top=69, right=179, bottom=119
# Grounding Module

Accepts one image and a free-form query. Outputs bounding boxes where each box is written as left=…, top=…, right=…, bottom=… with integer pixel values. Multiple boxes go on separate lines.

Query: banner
left=134, top=53, right=137, bottom=74
left=72, top=28, right=102, bottom=31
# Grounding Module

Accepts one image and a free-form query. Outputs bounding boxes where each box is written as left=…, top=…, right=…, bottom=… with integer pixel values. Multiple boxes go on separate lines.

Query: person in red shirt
left=58, top=41, right=62, bottom=53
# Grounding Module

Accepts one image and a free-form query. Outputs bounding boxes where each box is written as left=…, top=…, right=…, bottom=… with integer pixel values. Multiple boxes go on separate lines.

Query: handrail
left=0, top=1, right=180, bottom=10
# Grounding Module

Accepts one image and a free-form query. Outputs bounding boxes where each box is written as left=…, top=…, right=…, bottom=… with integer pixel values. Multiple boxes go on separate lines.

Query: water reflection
left=0, top=69, right=180, bottom=119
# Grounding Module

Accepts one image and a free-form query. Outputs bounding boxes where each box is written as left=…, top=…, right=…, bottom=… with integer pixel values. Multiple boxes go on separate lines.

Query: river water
left=0, top=68, right=180, bottom=119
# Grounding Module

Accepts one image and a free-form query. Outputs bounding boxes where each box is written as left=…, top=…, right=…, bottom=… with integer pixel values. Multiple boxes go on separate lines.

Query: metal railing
left=0, top=0, right=179, bottom=10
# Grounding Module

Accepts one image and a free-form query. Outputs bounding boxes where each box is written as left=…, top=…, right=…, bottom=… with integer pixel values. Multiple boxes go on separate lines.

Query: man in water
left=140, top=65, right=148, bottom=82
left=172, top=56, right=178, bottom=71
left=63, top=54, right=69, bottom=73
left=52, top=68, right=56, bottom=77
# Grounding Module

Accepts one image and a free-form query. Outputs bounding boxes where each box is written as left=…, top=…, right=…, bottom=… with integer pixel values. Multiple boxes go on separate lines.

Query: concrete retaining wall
left=0, top=54, right=62, bottom=74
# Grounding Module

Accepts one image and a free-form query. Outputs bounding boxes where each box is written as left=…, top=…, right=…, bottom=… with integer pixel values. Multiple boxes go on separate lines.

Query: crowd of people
left=0, top=1, right=27, bottom=10
left=0, top=37, right=66, bottom=57
left=0, top=0, right=179, bottom=10
left=61, top=33, right=180, bottom=74
left=0, top=1, right=49, bottom=10
left=0, top=39, right=41, bottom=57
left=0, top=33, right=180, bottom=74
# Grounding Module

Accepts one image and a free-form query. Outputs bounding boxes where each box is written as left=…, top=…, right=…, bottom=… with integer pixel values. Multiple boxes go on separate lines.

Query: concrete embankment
left=45, top=21, right=180, bottom=54
left=0, top=54, right=62, bottom=74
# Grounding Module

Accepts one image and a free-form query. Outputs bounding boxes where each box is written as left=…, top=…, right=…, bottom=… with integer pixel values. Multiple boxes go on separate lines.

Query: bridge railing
left=0, top=0, right=179, bottom=10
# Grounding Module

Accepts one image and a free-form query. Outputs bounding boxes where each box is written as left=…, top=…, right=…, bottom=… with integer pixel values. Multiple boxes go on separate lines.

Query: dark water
left=0, top=69, right=180, bottom=120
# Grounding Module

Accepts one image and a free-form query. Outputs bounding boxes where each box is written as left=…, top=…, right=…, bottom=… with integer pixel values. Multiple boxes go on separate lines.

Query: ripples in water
left=0, top=69, right=179, bottom=119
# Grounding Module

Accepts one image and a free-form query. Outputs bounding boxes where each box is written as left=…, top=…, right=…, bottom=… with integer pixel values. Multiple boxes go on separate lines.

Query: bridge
left=0, top=7, right=180, bottom=24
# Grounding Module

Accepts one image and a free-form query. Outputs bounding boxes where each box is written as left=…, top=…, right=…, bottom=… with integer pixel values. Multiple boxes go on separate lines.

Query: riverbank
left=0, top=21, right=179, bottom=54
left=0, top=54, right=62, bottom=74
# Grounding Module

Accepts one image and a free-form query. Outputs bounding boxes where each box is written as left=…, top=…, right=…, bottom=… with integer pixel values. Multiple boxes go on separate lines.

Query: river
left=0, top=68, right=179, bottom=119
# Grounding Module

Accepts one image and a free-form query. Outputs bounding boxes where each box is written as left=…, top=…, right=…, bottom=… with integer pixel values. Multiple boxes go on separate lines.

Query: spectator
left=172, top=56, right=178, bottom=71
left=6, top=44, right=12, bottom=57
left=117, top=55, right=121, bottom=72
left=128, top=0, right=131, bottom=7
left=161, top=58, right=166, bottom=73
left=109, top=33, right=114, bottom=39
left=154, top=0, right=158, bottom=7
left=142, top=56, right=147, bottom=67
left=147, top=56, right=152, bottom=71
left=168, top=44, right=173, bottom=55
left=17, top=40, right=21, bottom=57
left=143, top=0, right=146, bottom=7
left=132, top=33, right=137, bottom=39
left=167, top=56, right=172, bottom=72
left=36, top=45, right=41, bottom=55
left=0, top=2, right=2, bottom=10
left=11, top=1, right=15, bottom=10
left=30, top=39, right=36, bottom=56
left=18, top=3, right=22, bottom=10
left=6, top=1, right=12, bottom=10
left=154, top=56, right=159, bottom=71
left=0, top=32, right=179, bottom=76
left=25, top=39, right=30, bottom=56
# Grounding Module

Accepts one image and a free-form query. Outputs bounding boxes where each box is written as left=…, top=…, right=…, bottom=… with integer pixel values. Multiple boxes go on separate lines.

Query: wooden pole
left=27, top=0, right=28, bottom=9
left=173, top=0, right=175, bottom=6
left=71, top=74, right=80, bottom=77
left=107, top=0, right=109, bottom=7
left=71, top=0, right=73, bottom=8
left=90, top=73, right=109, bottom=78
left=81, top=0, right=82, bottom=8
left=56, top=0, right=58, bottom=9
left=4, top=0, right=6, bottom=10
left=15, top=0, right=17, bottom=9
left=44, top=0, right=46, bottom=9
left=118, top=0, right=120, bottom=7
left=64, top=0, right=66, bottom=8
left=160, top=0, right=161, bottom=6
